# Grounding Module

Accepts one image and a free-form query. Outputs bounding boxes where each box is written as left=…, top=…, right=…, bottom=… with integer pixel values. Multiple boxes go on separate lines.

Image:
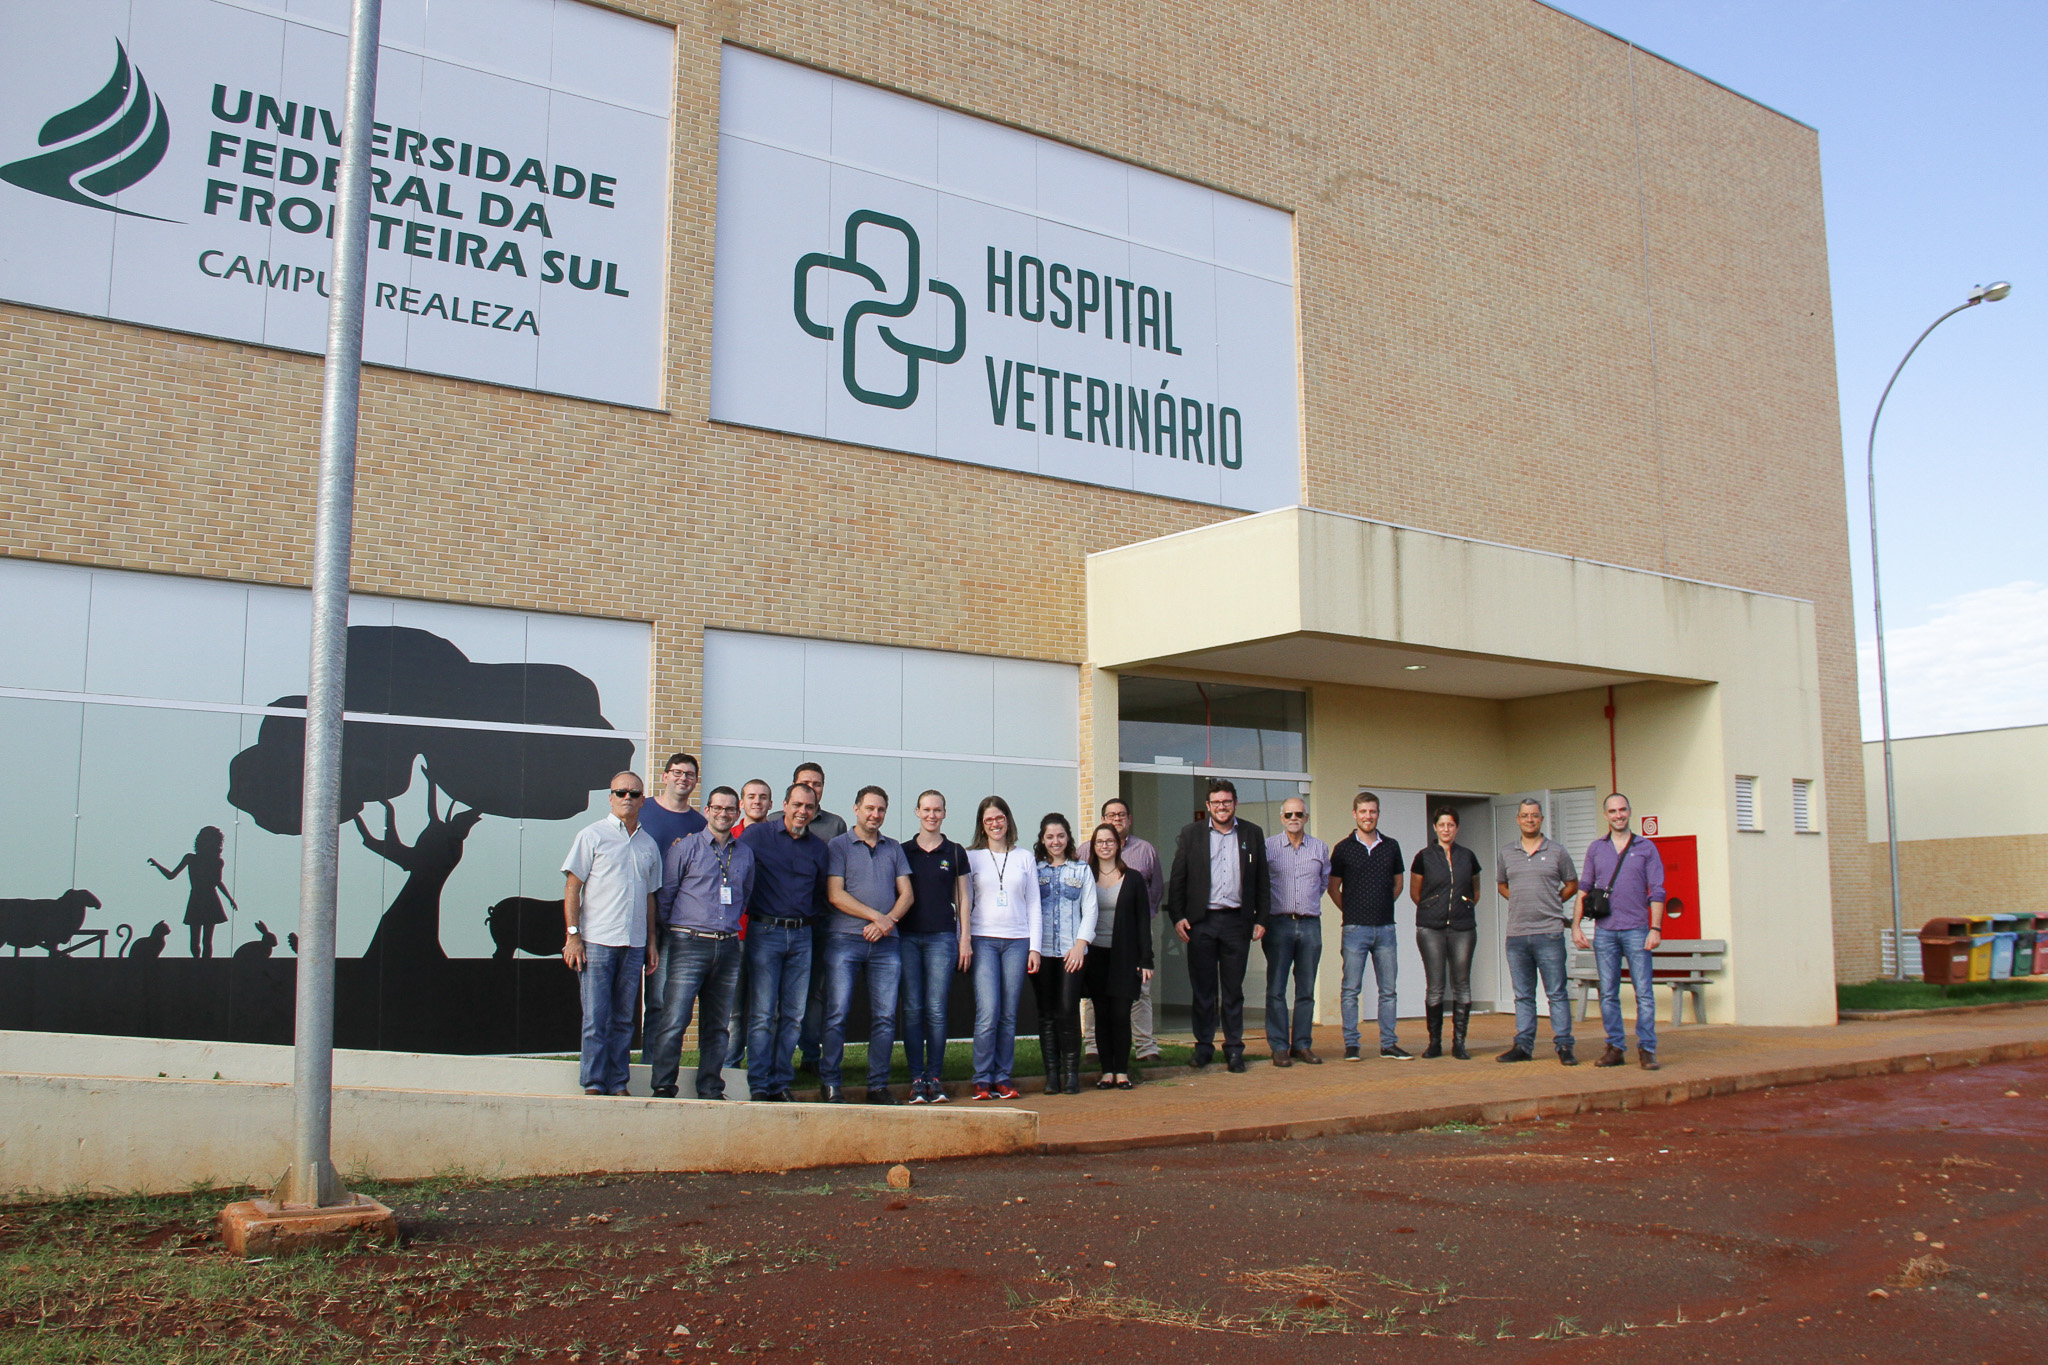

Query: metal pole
left=281, top=0, right=383, bottom=1209
left=1866, top=298, right=1977, bottom=982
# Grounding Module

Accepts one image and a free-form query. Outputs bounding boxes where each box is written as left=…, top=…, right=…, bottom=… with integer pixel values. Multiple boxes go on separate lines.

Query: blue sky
left=1548, top=1, right=2044, bottom=739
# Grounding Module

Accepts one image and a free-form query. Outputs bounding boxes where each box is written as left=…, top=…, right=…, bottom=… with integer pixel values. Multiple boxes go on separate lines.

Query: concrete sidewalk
left=1026, top=1005, right=2048, bottom=1154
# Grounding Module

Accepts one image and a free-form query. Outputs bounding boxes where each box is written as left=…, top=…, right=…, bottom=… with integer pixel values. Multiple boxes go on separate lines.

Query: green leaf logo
left=1, top=41, right=174, bottom=220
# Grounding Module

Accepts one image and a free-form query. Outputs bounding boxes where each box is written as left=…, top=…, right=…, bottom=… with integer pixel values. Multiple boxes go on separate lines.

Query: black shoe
left=652, top=1086, right=679, bottom=1098
left=867, top=1087, right=897, bottom=1105
left=1557, top=1045, right=1579, bottom=1067
left=1192, top=1049, right=1214, bottom=1070
left=1495, top=1046, right=1533, bottom=1063
left=1344, top=1045, right=1361, bottom=1062
left=758, top=1090, right=791, bottom=1102
left=1225, top=1052, right=1247, bottom=1074
left=1381, top=1045, right=1414, bottom=1060
left=819, top=1084, right=845, bottom=1103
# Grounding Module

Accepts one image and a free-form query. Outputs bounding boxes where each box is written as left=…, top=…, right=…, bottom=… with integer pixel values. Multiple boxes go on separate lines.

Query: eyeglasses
left=611, top=788, right=645, bottom=799
left=1282, top=811, right=1306, bottom=819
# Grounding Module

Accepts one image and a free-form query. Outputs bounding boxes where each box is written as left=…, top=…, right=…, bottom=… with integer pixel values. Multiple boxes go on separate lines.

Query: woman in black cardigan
left=1083, top=822, right=1155, bottom=1089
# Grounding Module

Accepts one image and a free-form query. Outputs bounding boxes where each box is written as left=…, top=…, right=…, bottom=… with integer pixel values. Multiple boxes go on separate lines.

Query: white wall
left=701, top=630, right=1077, bottom=844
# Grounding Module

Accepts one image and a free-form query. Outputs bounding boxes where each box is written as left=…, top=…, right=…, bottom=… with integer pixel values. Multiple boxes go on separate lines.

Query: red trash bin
left=1918, top=917, right=1973, bottom=985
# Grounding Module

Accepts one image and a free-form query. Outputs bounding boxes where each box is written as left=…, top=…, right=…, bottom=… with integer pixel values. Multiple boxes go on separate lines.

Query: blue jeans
left=1595, top=926, right=1658, bottom=1055
left=746, top=920, right=814, bottom=1097
left=1505, top=931, right=1573, bottom=1053
left=970, top=935, right=1030, bottom=1084
left=899, top=930, right=956, bottom=1083
left=798, top=918, right=828, bottom=1065
left=577, top=941, right=645, bottom=1094
left=821, top=932, right=902, bottom=1089
left=646, top=929, right=742, bottom=1097
left=1263, top=915, right=1322, bottom=1053
left=1340, top=923, right=1400, bottom=1050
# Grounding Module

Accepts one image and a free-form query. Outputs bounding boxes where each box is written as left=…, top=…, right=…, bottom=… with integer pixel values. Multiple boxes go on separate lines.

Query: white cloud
left=1859, top=580, right=2048, bottom=739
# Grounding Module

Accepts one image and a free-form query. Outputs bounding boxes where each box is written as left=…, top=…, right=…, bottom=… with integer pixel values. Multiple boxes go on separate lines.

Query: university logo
left=792, top=210, right=965, bottom=409
left=1, top=41, right=174, bottom=220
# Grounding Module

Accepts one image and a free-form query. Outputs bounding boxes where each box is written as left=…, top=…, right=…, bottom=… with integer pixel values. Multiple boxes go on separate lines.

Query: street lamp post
left=1867, top=281, right=2012, bottom=981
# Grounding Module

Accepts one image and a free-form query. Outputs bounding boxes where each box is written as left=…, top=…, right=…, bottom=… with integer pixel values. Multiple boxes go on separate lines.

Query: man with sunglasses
left=561, top=772, right=663, bottom=1096
left=1263, top=796, right=1330, bottom=1066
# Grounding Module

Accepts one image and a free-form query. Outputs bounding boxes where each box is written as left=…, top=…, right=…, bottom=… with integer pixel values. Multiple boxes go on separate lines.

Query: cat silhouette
left=123, top=921, right=171, bottom=958
left=232, top=920, right=278, bottom=960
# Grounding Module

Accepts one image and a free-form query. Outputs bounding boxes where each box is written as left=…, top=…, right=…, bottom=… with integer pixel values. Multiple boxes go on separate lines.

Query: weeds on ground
left=0, top=1185, right=816, bottom=1363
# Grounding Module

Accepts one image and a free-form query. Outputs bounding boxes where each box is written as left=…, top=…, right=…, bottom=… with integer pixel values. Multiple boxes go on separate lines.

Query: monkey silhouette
left=121, top=920, right=171, bottom=959
left=287, top=932, right=299, bottom=954
left=149, top=826, right=237, bottom=958
left=232, top=920, right=278, bottom=960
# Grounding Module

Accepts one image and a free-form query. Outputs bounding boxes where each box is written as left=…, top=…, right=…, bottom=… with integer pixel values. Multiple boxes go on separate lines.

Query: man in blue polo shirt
left=822, top=786, right=914, bottom=1103
left=647, top=785, right=754, bottom=1100
left=740, top=784, right=830, bottom=1101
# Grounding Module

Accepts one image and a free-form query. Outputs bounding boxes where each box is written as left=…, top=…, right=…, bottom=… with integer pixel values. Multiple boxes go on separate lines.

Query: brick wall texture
left=0, top=1, right=1872, bottom=974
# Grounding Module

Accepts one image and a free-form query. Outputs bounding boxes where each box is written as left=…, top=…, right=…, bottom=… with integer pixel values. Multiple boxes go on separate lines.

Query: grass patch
left=1838, top=977, right=2048, bottom=1012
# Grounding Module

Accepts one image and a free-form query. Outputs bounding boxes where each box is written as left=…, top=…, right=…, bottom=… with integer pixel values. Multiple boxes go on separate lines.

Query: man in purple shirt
left=1263, top=797, right=1330, bottom=1065
left=1571, top=792, right=1668, bottom=1070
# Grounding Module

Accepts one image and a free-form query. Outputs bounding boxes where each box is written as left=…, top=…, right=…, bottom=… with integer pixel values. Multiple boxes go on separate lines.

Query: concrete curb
left=1035, top=1036, right=2048, bottom=1155
left=1836, top=997, right=2048, bottom=1022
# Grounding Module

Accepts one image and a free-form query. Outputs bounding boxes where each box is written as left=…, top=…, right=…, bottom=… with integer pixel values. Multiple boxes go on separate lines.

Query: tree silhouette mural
left=227, top=626, right=635, bottom=964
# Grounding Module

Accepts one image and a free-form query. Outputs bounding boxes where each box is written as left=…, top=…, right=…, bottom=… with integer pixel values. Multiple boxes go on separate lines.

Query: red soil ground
left=373, top=1054, right=2048, bottom=1362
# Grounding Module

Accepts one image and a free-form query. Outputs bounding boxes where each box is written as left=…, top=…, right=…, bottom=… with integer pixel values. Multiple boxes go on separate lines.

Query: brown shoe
left=1639, top=1051, right=1661, bottom=1071
left=1292, top=1047, right=1323, bottom=1066
left=1272, top=1052, right=1293, bottom=1068
left=1593, top=1044, right=1627, bottom=1068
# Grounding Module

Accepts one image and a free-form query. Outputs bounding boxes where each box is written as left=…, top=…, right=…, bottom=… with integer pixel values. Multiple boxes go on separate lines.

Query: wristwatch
left=567, top=925, right=580, bottom=936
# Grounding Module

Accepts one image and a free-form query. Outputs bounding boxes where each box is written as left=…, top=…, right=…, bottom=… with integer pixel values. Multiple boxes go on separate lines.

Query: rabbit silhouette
left=232, top=920, right=278, bottom=960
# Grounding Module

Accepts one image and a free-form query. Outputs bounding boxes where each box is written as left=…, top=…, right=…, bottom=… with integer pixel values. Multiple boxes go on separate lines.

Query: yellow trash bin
left=1966, top=917, right=1994, bottom=981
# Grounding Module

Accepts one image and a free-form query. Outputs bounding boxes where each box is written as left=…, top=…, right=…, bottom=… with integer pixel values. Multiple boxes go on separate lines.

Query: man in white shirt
left=561, top=771, right=663, bottom=1096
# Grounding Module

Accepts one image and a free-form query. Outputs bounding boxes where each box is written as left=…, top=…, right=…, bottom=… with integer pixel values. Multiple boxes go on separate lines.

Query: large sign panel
left=0, top=0, right=674, bottom=409
left=710, top=48, right=1301, bottom=511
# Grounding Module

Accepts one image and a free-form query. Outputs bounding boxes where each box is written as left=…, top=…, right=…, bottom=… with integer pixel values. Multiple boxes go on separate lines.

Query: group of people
left=560, top=754, right=1671, bottom=1103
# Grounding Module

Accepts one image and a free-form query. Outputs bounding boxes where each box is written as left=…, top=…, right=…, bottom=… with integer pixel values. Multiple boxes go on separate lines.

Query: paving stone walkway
left=1020, top=1004, right=2048, bottom=1153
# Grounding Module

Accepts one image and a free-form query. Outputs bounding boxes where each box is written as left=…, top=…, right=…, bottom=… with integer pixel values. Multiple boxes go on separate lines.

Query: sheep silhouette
left=0, top=889, right=103, bottom=955
left=232, top=921, right=279, bottom=960
left=487, top=895, right=569, bottom=959
left=119, top=921, right=171, bottom=958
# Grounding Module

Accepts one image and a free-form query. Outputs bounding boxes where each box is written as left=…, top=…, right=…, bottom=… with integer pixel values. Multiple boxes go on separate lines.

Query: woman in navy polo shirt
left=899, top=790, right=968, bottom=1103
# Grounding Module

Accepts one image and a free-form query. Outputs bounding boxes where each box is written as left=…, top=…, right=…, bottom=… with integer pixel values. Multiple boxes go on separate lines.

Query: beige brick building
left=1, top=0, right=1868, bottom=1046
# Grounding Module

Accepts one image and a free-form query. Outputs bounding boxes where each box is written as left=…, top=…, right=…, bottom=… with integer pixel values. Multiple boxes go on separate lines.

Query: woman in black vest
left=1082, top=822, right=1154, bottom=1088
left=1410, top=808, right=1483, bottom=1059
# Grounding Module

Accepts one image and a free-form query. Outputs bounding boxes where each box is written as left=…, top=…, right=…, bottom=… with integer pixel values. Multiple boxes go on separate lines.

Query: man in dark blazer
left=1164, top=778, right=1272, bottom=1071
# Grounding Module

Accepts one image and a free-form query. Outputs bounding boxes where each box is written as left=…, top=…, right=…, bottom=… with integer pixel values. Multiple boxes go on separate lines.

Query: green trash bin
left=2015, top=918, right=2038, bottom=977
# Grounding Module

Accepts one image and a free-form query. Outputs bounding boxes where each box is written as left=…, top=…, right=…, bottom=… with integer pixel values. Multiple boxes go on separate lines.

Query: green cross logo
left=1, top=41, right=174, bottom=221
left=793, top=210, right=965, bottom=409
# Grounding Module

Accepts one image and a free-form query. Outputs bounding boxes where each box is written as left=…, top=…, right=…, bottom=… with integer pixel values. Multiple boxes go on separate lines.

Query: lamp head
left=1969, top=281, right=2013, bottom=304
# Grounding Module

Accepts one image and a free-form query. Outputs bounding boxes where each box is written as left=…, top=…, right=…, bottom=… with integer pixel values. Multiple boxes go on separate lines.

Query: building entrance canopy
left=1084, top=508, right=1838, bottom=1028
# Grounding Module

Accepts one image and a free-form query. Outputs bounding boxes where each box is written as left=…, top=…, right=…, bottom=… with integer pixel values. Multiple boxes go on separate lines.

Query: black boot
left=1039, top=1027, right=1062, bottom=1095
left=1056, top=1018, right=1083, bottom=1094
left=1423, top=1004, right=1444, bottom=1059
left=1451, top=1005, right=1472, bottom=1060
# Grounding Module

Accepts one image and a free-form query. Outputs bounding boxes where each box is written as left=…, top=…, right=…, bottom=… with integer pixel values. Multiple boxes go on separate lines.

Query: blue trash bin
left=1990, top=914, right=2018, bottom=980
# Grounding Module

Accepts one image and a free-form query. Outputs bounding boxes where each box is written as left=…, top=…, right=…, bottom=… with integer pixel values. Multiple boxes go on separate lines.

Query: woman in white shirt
left=1032, top=813, right=1098, bottom=1096
left=964, top=795, right=1040, bottom=1101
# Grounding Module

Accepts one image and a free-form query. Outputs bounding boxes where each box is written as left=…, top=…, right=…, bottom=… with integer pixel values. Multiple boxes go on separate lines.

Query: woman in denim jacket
left=1032, top=813, right=1098, bottom=1096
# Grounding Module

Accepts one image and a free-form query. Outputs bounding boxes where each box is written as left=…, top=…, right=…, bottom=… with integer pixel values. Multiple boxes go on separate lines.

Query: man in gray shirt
left=821, top=785, right=913, bottom=1103
left=1495, top=798, right=1581, bottom=1065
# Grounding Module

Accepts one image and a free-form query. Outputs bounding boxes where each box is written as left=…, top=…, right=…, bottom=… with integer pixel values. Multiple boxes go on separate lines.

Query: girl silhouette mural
left=149, top=826, right=237, bottom=958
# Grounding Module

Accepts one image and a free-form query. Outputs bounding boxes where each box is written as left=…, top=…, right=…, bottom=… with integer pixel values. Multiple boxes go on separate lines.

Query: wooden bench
left=1568, top=938, right=1726, bottom=1025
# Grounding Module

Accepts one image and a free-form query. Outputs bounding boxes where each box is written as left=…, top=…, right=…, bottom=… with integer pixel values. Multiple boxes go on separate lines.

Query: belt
left=752, top=914, right=809, bottom=929
left=668, top=927, right=738, bottom=940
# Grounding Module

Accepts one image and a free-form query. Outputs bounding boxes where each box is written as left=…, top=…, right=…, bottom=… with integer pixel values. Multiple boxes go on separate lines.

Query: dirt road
left=9, top=1055, right=2045, bottom=1362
